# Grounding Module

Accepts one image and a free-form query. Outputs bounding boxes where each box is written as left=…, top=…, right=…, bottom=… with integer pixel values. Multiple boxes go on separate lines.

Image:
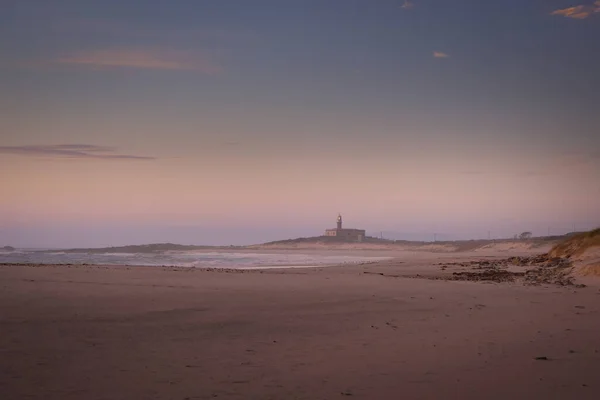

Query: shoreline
left=0, top=244, right=554, bottom=270
left=2, top=246, right=596, bottom=288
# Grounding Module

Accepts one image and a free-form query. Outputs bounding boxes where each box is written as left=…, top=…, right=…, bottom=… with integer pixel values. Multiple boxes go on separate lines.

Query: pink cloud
left=401, top=1, right=414, bottom=10
left=53, top=48, right=222, bottom=73
left=433, top=51, right=450, bottom=58
left=551, top=1, right=600, bottom=19
left=55, top=18, right=260, bottom=44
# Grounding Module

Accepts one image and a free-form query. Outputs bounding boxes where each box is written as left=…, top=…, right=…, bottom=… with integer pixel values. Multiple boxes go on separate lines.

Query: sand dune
left=547, top=229, right=600, bottom=280
left=571, top=248, right=600, bottom=279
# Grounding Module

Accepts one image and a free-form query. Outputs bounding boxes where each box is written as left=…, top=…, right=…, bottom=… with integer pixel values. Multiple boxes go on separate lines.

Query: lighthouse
left=324, top=214, right=365, bottom=242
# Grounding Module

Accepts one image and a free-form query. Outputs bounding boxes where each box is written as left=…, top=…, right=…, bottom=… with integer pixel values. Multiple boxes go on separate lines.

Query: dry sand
left=2, top=250, right=600, bottom=400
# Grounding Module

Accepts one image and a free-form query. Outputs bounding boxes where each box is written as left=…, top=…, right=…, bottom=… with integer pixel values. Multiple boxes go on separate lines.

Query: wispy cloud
left=518, top=170, right=553, bottom=177
left=57, top=18, right=260, bottom=45
left=555, top=150, right=600, bottom=167
left=0, top=144, right=155, bottom=160
left=53, top=48, right=222, bottom=73
left=458, top=169, right=552, bottom=177
left=8, top=6, right=259, bottom=45
left=5, top=10, right=255, bottom=73
left=433, top=51, right=450, bottom=58
left=511, top=150, right=600, bottom=177
left=551, top=1, right=600, bottom=19
left=401, top=1, right=414, bottom=10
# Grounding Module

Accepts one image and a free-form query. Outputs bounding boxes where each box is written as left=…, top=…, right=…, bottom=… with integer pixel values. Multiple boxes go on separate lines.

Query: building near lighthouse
left=324, top=214, right=366, bottom=242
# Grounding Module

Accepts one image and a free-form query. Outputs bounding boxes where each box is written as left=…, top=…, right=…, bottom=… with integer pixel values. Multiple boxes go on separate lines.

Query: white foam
left=0, top=250, right=391, bottom=269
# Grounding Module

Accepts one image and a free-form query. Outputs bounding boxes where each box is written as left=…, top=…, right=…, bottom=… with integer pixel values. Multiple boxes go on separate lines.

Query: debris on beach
left=446, top=254, right=582, bottom=287
left=451, top=269, right=524, bottom=283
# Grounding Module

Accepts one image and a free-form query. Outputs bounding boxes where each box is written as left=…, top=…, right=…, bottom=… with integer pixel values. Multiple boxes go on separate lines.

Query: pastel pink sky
left=2, top=117, right=598, bottom=246
left=1, top=0, right=599, bottom=247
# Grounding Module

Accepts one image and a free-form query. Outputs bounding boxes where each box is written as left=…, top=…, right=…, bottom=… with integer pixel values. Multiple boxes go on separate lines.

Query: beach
left=2, top=250, right=600, bottom=400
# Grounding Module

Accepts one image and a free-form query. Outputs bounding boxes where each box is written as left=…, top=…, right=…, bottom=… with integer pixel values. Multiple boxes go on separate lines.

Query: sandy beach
left=2, top=249, right=600, bottom=400
left=4, top=0, right=599, bottom=397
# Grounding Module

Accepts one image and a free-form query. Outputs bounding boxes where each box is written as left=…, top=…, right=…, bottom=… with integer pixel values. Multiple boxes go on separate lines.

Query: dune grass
left=549, top=228, right=600, bottom=258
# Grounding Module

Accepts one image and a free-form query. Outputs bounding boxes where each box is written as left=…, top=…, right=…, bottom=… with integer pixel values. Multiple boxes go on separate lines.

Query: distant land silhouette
left=51, top=233, right=581, bottom=254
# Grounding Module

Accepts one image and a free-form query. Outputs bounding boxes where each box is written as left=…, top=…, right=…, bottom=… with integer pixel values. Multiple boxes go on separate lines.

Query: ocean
left=0, top=249, right=390, bottom=269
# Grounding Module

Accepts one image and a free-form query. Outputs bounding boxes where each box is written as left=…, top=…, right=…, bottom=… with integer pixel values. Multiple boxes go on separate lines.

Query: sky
left=1, top=0, right=600, bottom=247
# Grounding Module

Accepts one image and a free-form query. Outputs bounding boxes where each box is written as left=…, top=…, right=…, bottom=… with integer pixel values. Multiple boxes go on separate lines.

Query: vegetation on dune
left=549, top=228, right=600, bottom=258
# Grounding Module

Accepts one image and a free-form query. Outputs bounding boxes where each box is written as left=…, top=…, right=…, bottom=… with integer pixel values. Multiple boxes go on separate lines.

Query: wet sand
left=1, top=253, right=600, bottom=399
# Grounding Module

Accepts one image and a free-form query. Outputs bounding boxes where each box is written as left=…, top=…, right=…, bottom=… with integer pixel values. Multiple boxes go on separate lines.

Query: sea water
left=0, top=249, right=390, bottom=269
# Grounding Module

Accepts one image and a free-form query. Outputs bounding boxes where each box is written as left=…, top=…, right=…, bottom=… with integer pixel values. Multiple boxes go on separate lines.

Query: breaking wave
left=0, top=250, right=390, bottom=269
